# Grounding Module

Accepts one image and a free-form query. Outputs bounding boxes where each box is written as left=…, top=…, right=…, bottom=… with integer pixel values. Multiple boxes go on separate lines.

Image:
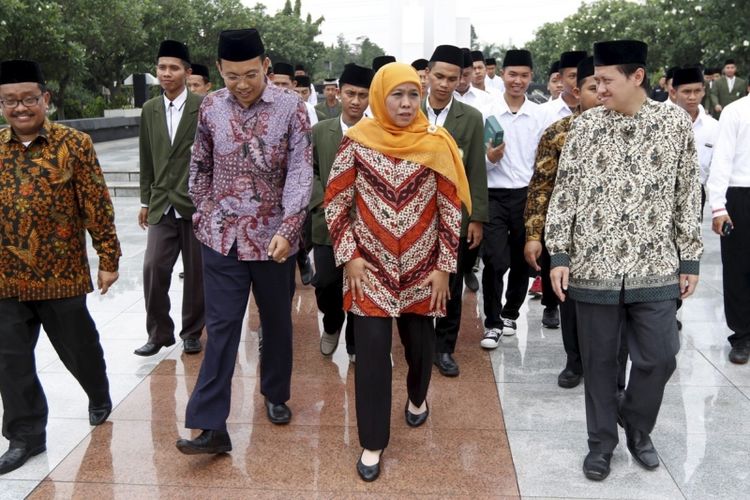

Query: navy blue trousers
left=185, top=244, right=295, bottom=432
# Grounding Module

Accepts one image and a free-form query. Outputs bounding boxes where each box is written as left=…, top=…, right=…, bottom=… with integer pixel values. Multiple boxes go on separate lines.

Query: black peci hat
left=411, top=58, right=429, bottom=71
left=0, top=59, right=45, bottom=85
left=157, top=40, right=190, bottom=63
left=593, top=40, right=647, bottom=66
left=273, top=62, right=294, bottom=77
left=218, top=29, right=265, bottom=62
left=485, top=57, right=497, bottom=66
left=372, top=55, right=396, bottom=72
left=548, top=60, right=560, bottom=77
left=470, top=50, right=485, bottom=63
left=503, top=49, right=533, bottom=68
left=576, top=56, right=595, bottom=86
left=460, top=48, right=473, bottom=69
left=672, top=67, right=704, bottom=88
left=191, top=63, right=209, bottom=79
left=340, top=63, right=374, bottom=89
left=430, top=45, right=463, bottom=68
left=295, top=75, right=311, bottom=88
left=560, top=50, right=587, bottom=69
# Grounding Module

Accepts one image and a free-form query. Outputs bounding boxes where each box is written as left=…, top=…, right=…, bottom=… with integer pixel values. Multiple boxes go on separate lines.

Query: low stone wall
left=58, top=116, right=140, bottom=142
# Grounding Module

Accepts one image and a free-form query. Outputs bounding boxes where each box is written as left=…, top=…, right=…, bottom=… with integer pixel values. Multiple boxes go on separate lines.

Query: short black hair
left=616, top=64, right=649, bottom=91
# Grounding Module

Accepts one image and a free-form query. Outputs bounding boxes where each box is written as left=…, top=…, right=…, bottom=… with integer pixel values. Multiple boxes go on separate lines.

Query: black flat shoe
left=623, top=420, right=660, bottom=470
left=175, top=430, right=232, bottom=455
left=265, top=398, right=292, bottom=425
left=356, top=450, right=381, bottom=482
left=134, top=341, right=174, bottom=357
left=542, top=306, right=560, bottom=328
left=557, top=367, right=582, bottom=388
left=298, top=254, right=314, bottom=285
left=0, top=444, right=46, bottom=475
left=583, top=451, right=612, bottom=480
left=89, top=397, right=112, bottom=426
left=463, top=271, right=479, bottom=292
left=405, top=401, right=429, bottom=427
left=183, top=338, right=202, bottom=354
left=433, top=352, right=460, bottom=377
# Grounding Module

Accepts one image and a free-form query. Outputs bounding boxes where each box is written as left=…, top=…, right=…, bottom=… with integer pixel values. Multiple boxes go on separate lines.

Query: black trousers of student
left=435, top=239, right=474, bottom=354
left=559, top=295, right=582, bottom=374
left=721, top=187, right=750, bottom=348
left=576, top=297, right=678, bottom=454
left=539, top=242, right=559, bottom=309
left=353, top=314, right=434, bottom=450
left=185, top=244, right=295, bottom=432
left=0, top=296, right=109, bottom=448
left=312, top=244, right=354, bottom=353
left=482, top=188, right=529, bottom=327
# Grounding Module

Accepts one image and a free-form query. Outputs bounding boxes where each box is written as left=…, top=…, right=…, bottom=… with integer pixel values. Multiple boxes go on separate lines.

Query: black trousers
left=576, top=298, right=678, bottom=454
left=539, top=242, right=559, bottom=308
left=721, top=187, right=750, bottom=347
left=185, top=244, right=295, bottom=432
left=0, top=296, right=109, bottom=448
left=353, top=314, right=434, bottom=450
left=559, top=296, right=582, bottom=374
left=312, top=244, right=354, bottom=353
left=435, top=239, right=475, bottom=353
left=143, top=208, right=204, bottom=345
left=482, top=188, right=529, bottom=327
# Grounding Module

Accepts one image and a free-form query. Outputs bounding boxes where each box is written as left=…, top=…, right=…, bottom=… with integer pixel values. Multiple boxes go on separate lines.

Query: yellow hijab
left=345, top=62, right=472, bottom=214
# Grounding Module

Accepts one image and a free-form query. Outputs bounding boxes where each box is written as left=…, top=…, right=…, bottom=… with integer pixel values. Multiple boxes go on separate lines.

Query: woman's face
left=385, top=83, right=420, bottom=127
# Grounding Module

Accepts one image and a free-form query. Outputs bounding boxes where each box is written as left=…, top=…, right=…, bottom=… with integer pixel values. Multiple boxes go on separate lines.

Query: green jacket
left=315, top=101, right=342, bottom=122
left=309, top=117, right=343, bottom=246
left=711, top=76, right=748, bottom=111
left=702, top=80, right=718, bottom=116
left=139, top=91, right=202, bottom=225
left=421, top=98, right=489, bottom=235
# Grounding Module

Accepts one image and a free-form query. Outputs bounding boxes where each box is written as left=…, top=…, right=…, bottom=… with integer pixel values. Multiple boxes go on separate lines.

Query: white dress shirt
left=308, top=84, right=318, bottom=105
left=485, top=95, right=543, bottom=189
left=707, top=96, right=750, bottom=216
left=340, top=116, right=351, bottom=133
left=305, top=101, right=318, bottom=127
left=453, top=86, right=493, bottom=119
left=425, top=95, right=454, bottom=127
left=691, top=104, right=719, bottom=185
left=164, top=88, right=188, bottom=145
left=538, top=94, right=574, bottom=130
left=727, top=76, right=736, bottom=93
left=485, top=74, right=505, bottom=93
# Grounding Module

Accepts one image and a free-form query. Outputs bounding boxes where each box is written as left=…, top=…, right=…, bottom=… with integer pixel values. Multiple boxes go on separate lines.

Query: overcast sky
left=245, top=0, right=585, bottom=48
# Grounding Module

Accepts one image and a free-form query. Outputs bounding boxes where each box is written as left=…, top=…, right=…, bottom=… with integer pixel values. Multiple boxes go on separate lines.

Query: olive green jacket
left=310, top=117, right=344, bottom=245
left=314, top=101, right=342, bottom=122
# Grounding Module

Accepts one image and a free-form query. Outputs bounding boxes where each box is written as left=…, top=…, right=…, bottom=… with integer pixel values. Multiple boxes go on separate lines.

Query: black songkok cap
left=191, top=63, right=209, bottom=79
left=665, top=66, right=680, bottom=81
left=295, top=64, right=305, bottom=72
left=295, top=75, right=310, bottom=88
left=503, top=49, right=533, bottom=68
left=470, top=50, right=485, bottom=63
left=323, top=78, right=338, bottom=87
left=703, top=66, right=713, bottom=76
left=430, top=45, right=463, bottom=68
left=725, top=58, right=736, bottom=66
left=461, top=48, right=473, bottom=69
left=218, top=29, right=265, bottom=62
left=560, top=50, right=587, bottom=69
left=157, top=40, right=190, bottom=63
left=372, top=55, right=396, bottom=72
left=576, top=56, right=595, bottom=86
left=593, top=40, right=647, bottom=66
left=340, top=63, right=374, bottom=89
left=485, top=57, right=496, bottom=66
left=548, top=60, right=560, bottom=77
left=411, top=58, right=429, bottom=71
left=273, top=62, right=294, bottom=77
left=672, top=67, right=704, bottom=87
left=0, top=59, right=45, bottom=85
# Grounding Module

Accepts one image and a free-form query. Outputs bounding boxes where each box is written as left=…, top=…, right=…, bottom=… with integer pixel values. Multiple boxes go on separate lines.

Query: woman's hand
left=421, top=270, right=450, bottom=313
left=345, top=257, right=378, bottom=301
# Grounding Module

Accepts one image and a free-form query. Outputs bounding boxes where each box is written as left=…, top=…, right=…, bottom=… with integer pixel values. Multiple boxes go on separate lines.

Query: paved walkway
left=0, top=139, right=747, bottom=498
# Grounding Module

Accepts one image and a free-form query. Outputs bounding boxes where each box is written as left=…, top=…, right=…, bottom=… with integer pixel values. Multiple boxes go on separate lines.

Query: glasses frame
left=0, top=94, right=44, bottom=109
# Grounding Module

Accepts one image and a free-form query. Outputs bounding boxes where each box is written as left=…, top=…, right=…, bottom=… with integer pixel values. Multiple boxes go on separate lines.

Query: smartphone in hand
left=722, top=220, right=733, bottom=236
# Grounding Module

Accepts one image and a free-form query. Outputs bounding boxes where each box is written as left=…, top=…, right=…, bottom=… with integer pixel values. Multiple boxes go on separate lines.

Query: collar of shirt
left=0, top=118, right=51, bottom=145
left=454, top=86, right=487, bottom=101
left=496, top=94, right=534, bottom=117
left=425, top=95, right=453, bottom=125
left=340, top=115, right=350, bottom=133
left=163, top=87, right=188, bottom=110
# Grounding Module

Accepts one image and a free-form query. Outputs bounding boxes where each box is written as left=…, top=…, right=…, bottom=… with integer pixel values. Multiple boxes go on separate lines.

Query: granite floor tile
left=490, top=345, right=568, bottom=384
left=497, top=382, right=585, bottom=432
left=0, top=479, right=40, bottom=500
left=654, top=384, right=750, bottom=436
left=668, top=349, right=733, bottom=386
left=695, top=347, right=750, bottom=387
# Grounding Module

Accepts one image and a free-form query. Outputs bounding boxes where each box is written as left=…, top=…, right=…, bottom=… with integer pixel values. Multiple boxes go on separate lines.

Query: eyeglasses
left=0, top=95, right=43, bottom=109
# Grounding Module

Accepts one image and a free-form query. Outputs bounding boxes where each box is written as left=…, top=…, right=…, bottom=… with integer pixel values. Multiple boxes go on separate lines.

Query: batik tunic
left=325, top=137, right=461, bottom=318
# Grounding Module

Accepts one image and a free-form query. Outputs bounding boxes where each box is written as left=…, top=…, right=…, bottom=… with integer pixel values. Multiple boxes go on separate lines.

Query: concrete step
left=107, top=181, right=139, bottom=198
left=103, top=170, right=140, bottom=183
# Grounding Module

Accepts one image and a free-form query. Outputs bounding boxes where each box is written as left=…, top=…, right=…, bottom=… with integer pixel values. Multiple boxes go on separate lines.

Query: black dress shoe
left=356, top=450, right=381, bottom=482
left=623, top=420, right=660, bottom=469
left=557, top=367, right=582, bottom=388
left=175, top=430, right=232, bottom=455
left=298, top=254, right=314, bottom=285
left=433, top=352, right=460, bottom=377
left=89, top=397, right=112, bottom=426
left=542, top=306, right=560, bottom=328
left=134, top=341, right=174, bottom=357
left=405, top=401, right=429, bottom=427
left=583, top=451, right=612, bottom=481
left=0, top=444, right=46, bottom=475
left=265, top=398, right=292, bottom=424
left=183, top=338, right=202, bottom=354
left=729, top=345, right=750, bottom=364
left=463, top=271, right=479, bottom=292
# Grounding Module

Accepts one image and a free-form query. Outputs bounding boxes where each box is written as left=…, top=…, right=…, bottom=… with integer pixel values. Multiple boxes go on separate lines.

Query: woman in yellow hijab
left=325, top=62, right=468, bottom=481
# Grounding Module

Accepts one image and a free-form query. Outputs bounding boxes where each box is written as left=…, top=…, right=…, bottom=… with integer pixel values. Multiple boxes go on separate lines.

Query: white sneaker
left=320, top=329, right=341, bottom=355
left=480, top=328, right=503, bottom=349
left=501, top=317, right=517, bottom=336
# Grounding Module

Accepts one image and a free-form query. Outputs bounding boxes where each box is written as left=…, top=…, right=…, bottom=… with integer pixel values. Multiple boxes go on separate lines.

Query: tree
left=315, top=34, right=386, bottom=80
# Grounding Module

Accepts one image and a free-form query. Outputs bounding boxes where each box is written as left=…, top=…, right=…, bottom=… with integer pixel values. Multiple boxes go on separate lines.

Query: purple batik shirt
left=189, top=83, right=313, bottom=261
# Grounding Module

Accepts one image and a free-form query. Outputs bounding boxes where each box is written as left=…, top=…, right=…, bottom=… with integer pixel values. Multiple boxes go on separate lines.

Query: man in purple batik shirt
left=176, top=28, right=312, bottom=455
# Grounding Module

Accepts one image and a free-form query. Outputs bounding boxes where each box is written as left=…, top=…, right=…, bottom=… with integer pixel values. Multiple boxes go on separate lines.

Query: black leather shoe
left=405, top=401, right=429, bottom=427
left=356, top=450, right=381, bottom=482
left=265, top=398, right=292, bottom=424
left=89, top=397, right=112, bottom=426
left=183, top=338, right=202, bottom=354
left=0, top=444, right=46, bottom=475
left=434, top=352, right=460, bottom=377
left=623, top=421, right=660, bottom=470
left=175, top=430, right=232, bottom=455
left=134, top=341, right=174, bottom=357
left=729, top=345, right=750, bottom=364
left=463, top=271, right=479, bottom=292
left=298, top=254, right=314, bottom=285
left=542, top=306, right=560, bottom=328
left=557, top=367, right=582, bottom=388
left=583, top=451, right=612, bottom=481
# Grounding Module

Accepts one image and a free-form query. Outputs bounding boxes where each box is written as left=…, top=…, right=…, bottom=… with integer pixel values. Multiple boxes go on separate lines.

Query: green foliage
left=315, top=35, right=386, bottom=79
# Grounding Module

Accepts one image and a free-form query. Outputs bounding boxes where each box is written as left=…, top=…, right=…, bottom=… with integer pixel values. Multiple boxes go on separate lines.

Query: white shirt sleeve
left=706, top=103, right=737, bottom=216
